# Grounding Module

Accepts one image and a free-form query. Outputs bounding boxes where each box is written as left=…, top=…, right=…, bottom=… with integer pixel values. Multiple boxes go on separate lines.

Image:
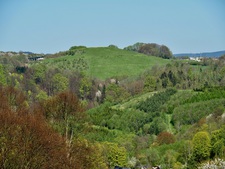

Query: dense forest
left=0, top=45, right=225, bottom=169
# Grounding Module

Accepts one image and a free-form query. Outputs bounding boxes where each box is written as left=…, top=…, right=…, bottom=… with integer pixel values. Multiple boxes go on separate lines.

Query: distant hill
left=35, top=47, right=171, bottom=80
left=21, top=51, right=34, bottom=55
left=174, top=50, right=225, bottom=58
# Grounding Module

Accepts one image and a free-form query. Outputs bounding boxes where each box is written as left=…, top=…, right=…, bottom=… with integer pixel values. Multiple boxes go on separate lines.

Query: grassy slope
left=40, top=47, right=171, bottom=80
left=85, top=47, right=170, bottom=79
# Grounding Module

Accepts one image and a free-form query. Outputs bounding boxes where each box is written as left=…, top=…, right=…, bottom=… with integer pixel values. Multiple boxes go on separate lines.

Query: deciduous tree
left=156, top=131, right=176, bottom=145
left=192, top=131, right=211, bottom=162
left=0, top=64, right=6, bottom=86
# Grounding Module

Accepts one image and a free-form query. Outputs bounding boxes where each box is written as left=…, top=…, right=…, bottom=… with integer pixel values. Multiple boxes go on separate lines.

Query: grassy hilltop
left=39, top=47, right=171, bottom=80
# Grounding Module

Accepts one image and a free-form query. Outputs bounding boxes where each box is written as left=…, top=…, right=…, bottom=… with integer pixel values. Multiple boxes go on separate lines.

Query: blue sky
left=0, top=0, right=224, bottom=54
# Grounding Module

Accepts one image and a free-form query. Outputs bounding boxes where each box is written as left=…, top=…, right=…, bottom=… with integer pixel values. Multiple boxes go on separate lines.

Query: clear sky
left=0, top=0, right=224, bottom=54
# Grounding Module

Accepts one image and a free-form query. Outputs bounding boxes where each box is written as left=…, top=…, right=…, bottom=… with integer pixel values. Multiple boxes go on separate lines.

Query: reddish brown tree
left=44, top=91, right=85, bottom=121
left=43, top=91, right=87, bottom=154
left=156, top=131, right=176, bottom=145
left=0, top=85, right=28, bottom=114
left=0, top=102, right=70, bottom=168
left=0, top=86, right=105, bottom=169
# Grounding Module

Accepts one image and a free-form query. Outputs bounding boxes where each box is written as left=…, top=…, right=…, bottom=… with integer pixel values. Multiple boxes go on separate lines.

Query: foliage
left=138, top=43, right=173, bottom=59
left=0, top=86, right=28, bottom=114
left=0, top=86, right=109, bottom=169
left=143, top=75, right=157, bottom=92
left=156, top=132, right=176, bottom=145
left=161, top=90, right=195, bottom=114
left=123, top=42, right=145, bottom=51
left=192, top=131, right=211, bottom=162
left=1, top=45, right=225, bottom=168
left=0, top=87, right=70, bottom=169
left=124, top=42, right=173, bottom=59
left=105, top=83, right=131, bottom=104
left=138, top=43, right=160, bottom=56
left=88, top=103, right=151, bottom=133
left=137, top=88, right=177, bottom=113
left=52, top=73, right=69, bottom=94
left=0, top=111, right=70, bottom=169
left=108, top=44, right=119, bottom=48
left=78, top=75, right=92, bottom=99
left=210, top=126, right=225, bottom=158
left=172, top=98, right=225, bottom=126
left=159, top=45, right=173, bottom=59
left=185, top=87, right=225, bottom=103
left=148, top=117, right=168, bottom=135
left=69, top=45, right=87, bottom=51
left=36, top=90, right=48, bottom=101
left=43, top=91, right=86, bottom=139
left=69, top=137, right=107, bottom=169
left=44, top=91, right=84, bottom=120
left=103, top=142, right=128, bottom=168
left=146, top=148, right=161, bottom=167
left=0, top=54, right=28, bottom=72
left=32, top=63, right=46, bottom=84
left=0, top=64, right=7, bottom=85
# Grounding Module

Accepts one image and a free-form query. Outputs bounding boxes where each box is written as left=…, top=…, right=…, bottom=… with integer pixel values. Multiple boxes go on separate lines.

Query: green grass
left=36, top=47, right=171, bottom=80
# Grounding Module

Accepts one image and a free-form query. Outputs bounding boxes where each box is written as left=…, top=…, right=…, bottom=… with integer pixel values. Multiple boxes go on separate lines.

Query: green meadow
left=40, top=47, right=171, bottom=80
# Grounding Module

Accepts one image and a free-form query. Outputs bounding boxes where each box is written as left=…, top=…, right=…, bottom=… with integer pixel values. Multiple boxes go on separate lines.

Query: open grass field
left=38, top=47, right=171, bottom=80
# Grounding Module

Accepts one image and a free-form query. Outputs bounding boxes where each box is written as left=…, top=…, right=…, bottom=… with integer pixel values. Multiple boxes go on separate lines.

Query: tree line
left=124, top=42, right=173, bottom=59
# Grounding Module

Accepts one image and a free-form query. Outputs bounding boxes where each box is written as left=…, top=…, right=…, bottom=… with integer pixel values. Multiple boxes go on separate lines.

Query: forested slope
left=0, top=47, right=225, bottom=168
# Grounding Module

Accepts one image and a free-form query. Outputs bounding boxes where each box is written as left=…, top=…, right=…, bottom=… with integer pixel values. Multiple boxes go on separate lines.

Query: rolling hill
left=35, top=47, right=171, bottom=80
